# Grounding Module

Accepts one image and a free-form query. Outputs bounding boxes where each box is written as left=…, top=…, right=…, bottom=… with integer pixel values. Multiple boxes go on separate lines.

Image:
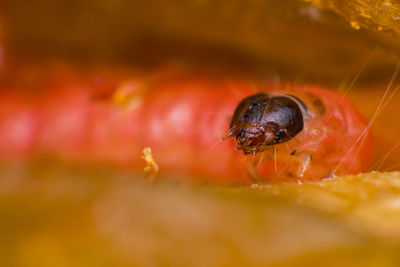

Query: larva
left=0, top=64, right=373, bottom=184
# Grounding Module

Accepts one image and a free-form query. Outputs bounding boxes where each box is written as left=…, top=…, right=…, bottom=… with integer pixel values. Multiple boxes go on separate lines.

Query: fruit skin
left=0, top=66, right=373, bottom=184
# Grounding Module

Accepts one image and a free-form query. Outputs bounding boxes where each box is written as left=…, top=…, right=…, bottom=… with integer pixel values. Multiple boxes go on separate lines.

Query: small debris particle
left=141, top=147, right=159, bottom=181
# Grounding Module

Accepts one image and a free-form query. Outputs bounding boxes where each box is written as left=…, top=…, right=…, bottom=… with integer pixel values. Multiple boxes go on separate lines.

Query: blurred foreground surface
left=2, top=163, right=400, bottom=266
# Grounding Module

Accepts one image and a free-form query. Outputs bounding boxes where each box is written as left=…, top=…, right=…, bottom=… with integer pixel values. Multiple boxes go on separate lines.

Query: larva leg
left=290, top=150, right=313, bottom=181
left=247, top=154, right=264, bottom=183
left=297, top=152, right=312, bottom=179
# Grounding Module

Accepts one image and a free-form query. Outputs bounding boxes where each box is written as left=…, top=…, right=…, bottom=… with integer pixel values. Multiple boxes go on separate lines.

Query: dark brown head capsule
left=228, top=92, right=305, bottom=155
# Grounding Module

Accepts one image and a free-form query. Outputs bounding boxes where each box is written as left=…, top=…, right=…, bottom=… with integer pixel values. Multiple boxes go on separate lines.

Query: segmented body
left=0, top=65, right=373, bottom=184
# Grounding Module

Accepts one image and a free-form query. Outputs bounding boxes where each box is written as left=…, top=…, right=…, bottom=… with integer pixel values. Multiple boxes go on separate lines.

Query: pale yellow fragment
left=112, top=80, right=145, bottom=109
left=141, top=147, right=159, bottom=181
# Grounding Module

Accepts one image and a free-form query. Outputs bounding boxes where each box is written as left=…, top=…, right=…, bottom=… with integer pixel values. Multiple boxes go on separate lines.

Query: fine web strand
left=383, top=162, right=400, bottom=172
left=332, top=61, right=400, bottom=175
left=380, top=84, right=400, bottom=112
left=334, top=61, right=400, bottom=174
left=208, top=138, right=224, bottom=152
left=300, top=47, right=378, bottom=174
left=363, top=82, right=400, bottom=171
left=369, top=141, right=400, bottom=171
left=274, top=147, right=277, bottom=173
left=258, top=151, right=264, bottom=168
left=347, top=70, right=400, bottom=172
left=321, top=47, right=378, bottom=129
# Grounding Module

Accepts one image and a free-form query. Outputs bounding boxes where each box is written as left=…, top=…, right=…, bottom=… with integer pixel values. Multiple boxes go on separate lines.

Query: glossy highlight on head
left=228, top=92, right=305, bottom=155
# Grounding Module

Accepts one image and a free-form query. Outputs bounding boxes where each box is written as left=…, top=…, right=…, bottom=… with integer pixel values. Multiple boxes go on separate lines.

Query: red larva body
left=0, top=66, right=373, bottom=184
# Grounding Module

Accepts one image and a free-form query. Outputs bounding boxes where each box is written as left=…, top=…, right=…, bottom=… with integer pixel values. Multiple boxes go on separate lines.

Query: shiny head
left=228, top=92, right=305, bottom=155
